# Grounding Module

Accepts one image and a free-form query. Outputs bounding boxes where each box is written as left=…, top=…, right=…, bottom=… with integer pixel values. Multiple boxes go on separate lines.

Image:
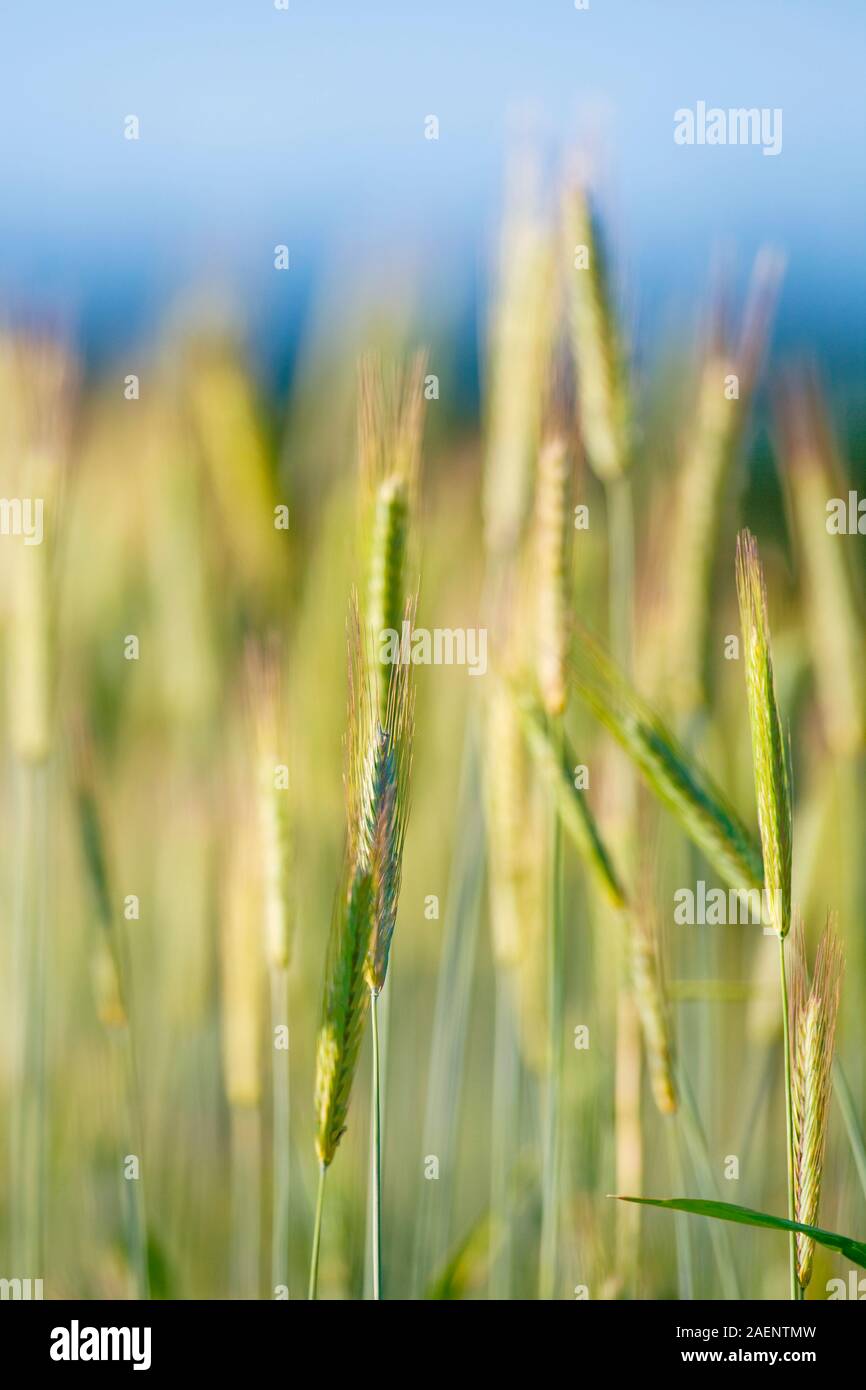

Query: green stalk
left=539, top=718, right=565, bottom=1299
left=778, top=938, right=800, bottom=1300
left=371, top=987, right=383, bottom=1300
left=308, top=1164, right=327, bottom=1300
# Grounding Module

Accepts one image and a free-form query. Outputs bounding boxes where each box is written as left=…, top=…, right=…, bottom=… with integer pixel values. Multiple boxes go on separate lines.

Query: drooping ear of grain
left=569, top=634, right=764, bottom=892
left=790, top=918, right=843, bottom=1289
left=520, top=692, right=677, bottom=1114
left=519, top=693, right=625, bottom=910
left=563, top=184, right=630, bottom=482
left=735, top=530, right=792, bottom=937
left=629, top=909, right=678, bottom=1116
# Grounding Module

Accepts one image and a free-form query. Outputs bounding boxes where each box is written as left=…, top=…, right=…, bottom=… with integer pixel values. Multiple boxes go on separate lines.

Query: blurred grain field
left=1, top=159, right=865, bottom=1302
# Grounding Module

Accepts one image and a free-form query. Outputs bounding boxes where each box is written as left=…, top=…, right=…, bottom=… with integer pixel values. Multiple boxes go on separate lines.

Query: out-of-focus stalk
left=2, top=336, right=73, bottom=1285
left=69, top=718, right=150, bottom=1298
left=534, top=435, right=571, bottom=1299
left=668, top=251, right=783, bottom=723
left=778, top=370, right=863, bottom=757
left=220, top=799, right=264, bottom=1297
left=564, top=177, right=641, bottom=1292
left=484, top=155, right=557, bottom=565
left=244, top=640, right=294, bottom=1297
left=184, top=336, right=286, bottom=615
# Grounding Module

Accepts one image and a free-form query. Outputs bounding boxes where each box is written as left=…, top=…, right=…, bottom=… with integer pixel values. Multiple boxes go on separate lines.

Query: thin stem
left=115, top=903, right=149, bottom=1300
left=676, top=1066, right=741, bottom=1299
left=607, top=476, right=635, bottom=670
left=270, top=968, right=290, bottom=1299
left=539, top=716, right=564, bottom=1300
left=118, top=1025, right=150, bottom=1299
left=834, top=1059, right=866, bottom=1206
left=410, top=711, right=485, bottom=1295
left=308, top=1163, right=327, bottom=1300
left=489, top=971, right=518, bottom=1299
left=364, top=976, right=391, bottom=1296
left=371, top=987, right=383, bottom=1300
left=606, top=474, right=641, bottom=1294
left=12, top=764, right=48, bottom=1280
left=230, top=1105, right=261, bottom=1298
left=778, top=935, right=799, bottom=1300
left=666, top=1120, right=694, bottom=1300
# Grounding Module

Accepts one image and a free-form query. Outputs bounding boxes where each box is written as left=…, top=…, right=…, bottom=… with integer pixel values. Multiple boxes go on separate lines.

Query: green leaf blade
left=614, top=1195, right=866, bottom=1270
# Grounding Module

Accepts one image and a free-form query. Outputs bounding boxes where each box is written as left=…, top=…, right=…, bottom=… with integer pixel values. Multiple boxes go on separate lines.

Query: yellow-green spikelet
left=368, top=475, right=409, bottom=718
left=564, top=185, right=630, bottom=482
left=362, top=652, right=414, bottom=994
left=314, top=867, right=373, bottom=1166
left=791, top=923, right=842, bottom=1289
left=535, top=437, right=570, bottom=718
left=735, top=530, right=791, bottom=936
left=629, top=914, right=678, bottom=1116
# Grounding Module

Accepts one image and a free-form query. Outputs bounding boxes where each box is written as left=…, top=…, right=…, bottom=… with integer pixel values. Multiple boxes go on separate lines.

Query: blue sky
left=1, top=1, right=863, bottom=372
